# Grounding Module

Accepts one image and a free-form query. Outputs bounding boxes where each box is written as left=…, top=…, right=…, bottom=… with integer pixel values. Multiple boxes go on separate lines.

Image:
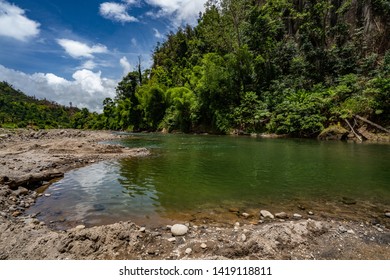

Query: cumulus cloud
left=0, top=65, right=116, bottom=112
left=145, top=0, right=206, bottom=25
left=0, top=0, right=40, bottom=41
left=99, top=2, right=138, bottom=23
left=120, top=56, right=131, bottom=76
left=57, top=39, right=108, bottom=59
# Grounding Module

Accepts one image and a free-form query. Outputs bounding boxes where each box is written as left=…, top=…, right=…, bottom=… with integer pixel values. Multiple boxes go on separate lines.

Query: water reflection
left=27, top=134, right=390, bottom=229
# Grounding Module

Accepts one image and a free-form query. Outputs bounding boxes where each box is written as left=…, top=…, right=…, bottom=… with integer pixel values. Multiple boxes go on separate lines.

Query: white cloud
left=0, top=0, right=40, bottom=41
left=120, top=56, right=131, bottom=75
left=145, top=0, right=206, bottom=25
left=122, top=0, right=140, bottom=5
left=72, top=69, right=105, bottom=95
left=57, top=39, right=108, bottom=59
left=99, top=2, right=138, bottom=23
left=153, top=28, right=164, bottom=39
left=81, top=60, right=97, bottom=70
left=0, top=65, right=116, bottom=112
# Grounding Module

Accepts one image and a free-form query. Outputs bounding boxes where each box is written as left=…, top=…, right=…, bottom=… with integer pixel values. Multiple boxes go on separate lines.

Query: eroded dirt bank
left=0, top=129, right=389, bottom=260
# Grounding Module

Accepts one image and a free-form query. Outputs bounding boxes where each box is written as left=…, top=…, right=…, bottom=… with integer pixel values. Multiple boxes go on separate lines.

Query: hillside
left=0, top=81, right=80, bottom=129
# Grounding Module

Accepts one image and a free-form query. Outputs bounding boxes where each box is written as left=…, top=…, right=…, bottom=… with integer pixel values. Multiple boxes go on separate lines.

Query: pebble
left=44, top=193, right=51, bottom=197
left=14, top=187, right=29, bottom=196
left=185, top=248, right=192, bottom=254
left=293, top=213, right=302, bottom=219
left=308, top=211, right=314, bottom=215
left=275, top=212, right=288, bottom=219
left=167, top=237, right=176, bottom=242
left=12, top=211, right=21, bottom=217
left=241, top=234, right=247, bottom=242
left=385, top=213, right=390, bottom=218
left=139, top=227, right=146, bottom=232
left=347, top=229, right=355, bottom=234
left=171, top=224, right=188, bottom=236
left=376, top=227, right=384, bottom=232
left=200, top=243, right=207, bottom=249
left=339, top=226, right=347, bottom=233
left=260, top=210, right=274, bottom=219
left=75, top=225, right=86, bottom=230
left=241, top=213, right=250, bottom=218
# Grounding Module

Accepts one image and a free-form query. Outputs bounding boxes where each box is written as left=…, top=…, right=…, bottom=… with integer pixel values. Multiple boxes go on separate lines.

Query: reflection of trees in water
left=117, top=158, right=162, bottom=211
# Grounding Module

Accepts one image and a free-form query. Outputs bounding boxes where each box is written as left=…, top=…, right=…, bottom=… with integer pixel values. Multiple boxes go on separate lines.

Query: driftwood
left=345, top=119, right=363, bottom=142
left=354, top=115, right=390, bottom=134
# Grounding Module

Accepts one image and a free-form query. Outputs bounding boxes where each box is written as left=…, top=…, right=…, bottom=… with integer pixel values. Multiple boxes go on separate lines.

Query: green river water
left=28, top=134, right=390, bottom=229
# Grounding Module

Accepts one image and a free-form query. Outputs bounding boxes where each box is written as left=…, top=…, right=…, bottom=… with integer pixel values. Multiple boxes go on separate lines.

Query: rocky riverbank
left=0, top=129, right=389, bottom=260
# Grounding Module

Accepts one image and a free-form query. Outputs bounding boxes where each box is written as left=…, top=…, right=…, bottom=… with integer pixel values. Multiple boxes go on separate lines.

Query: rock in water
left=171, top=224, right=188, bottom=236
left=275, top=212, right=288, bottom=219
left=260, top=210, right=274, bottom=219
left=342, top=197, right=356, bottom=205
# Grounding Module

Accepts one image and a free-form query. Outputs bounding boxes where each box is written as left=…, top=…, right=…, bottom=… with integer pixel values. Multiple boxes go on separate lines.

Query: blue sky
left=0, top=0, right=206, bottom=111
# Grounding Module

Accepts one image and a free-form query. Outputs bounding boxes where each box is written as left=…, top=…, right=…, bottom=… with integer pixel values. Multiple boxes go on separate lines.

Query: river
left=28, top=133, right=390, bottom=229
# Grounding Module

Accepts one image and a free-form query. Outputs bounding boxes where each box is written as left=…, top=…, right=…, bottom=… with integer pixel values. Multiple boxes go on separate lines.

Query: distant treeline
left=0, top=81, right=94, bottom=129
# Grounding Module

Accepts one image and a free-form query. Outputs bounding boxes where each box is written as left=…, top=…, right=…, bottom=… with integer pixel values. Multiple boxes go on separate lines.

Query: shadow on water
left=27, top=134, right=390, bottom=229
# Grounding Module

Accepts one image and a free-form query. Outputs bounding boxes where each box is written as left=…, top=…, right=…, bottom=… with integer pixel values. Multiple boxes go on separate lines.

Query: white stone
left=275, top=212, right=288, bottom=219
left=167, top=237, right=176, bottom=242
left=260, top=210, right=274, bottom=219
left=171, top=224, right=188, bottom=236
left=200, top=243, right=207, bottom=249
left=385, top=213, right=390, bottom=218
left=241, top=234, right=247, bottom=242
left=293, top=213, right=302, bottom=219
left=185, top=248, right=192, bottom=254
left=338, top=226, right=347, bottom=233
left=242, top=213, right=250, bottom=218
left=139, top=227, right=146, bottom=232
left=44, top=193, right=51, bottom=197
left=75, top=225, right=85, bottom=230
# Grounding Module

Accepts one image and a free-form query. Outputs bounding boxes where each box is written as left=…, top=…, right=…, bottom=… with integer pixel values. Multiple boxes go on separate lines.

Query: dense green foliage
left=0, top=81, right=90, bottom=129
left=102, top=0, right=389, bottom=136
left=2, top=0, right=388, bottom=136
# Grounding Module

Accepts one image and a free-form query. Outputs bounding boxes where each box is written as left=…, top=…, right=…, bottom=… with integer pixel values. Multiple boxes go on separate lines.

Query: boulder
left=171, top=224, right=188, bottom=236
left=260, top=210, right=274, bottom=219
left=275, top=212, right=288, bottom=219
left=293, top=213, right=302, bottom=219
left=14, top=187, right=29, bottom=196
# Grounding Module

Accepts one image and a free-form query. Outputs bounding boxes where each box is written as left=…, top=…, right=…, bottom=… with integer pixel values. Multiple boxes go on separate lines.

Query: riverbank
left=0, top=129, right=389, bottom=260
